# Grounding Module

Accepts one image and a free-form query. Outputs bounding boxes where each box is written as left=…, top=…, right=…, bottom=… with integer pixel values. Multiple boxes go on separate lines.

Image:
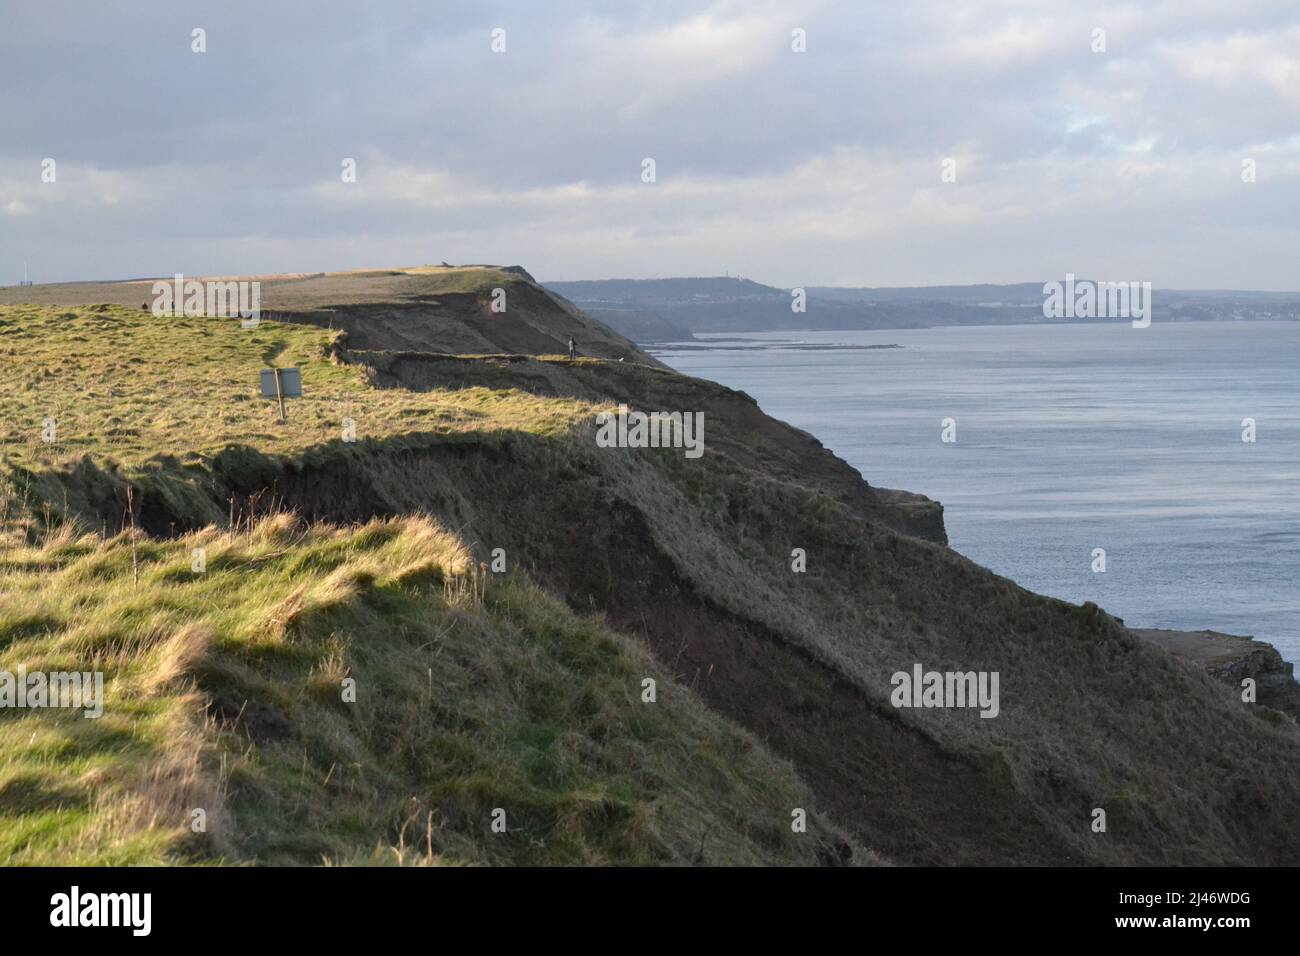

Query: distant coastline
left=549, top=276, right=1300, bottom=343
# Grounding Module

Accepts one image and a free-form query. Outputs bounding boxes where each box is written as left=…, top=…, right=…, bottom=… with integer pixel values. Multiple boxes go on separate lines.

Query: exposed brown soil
left=551, top=499, right=1075, bottom=864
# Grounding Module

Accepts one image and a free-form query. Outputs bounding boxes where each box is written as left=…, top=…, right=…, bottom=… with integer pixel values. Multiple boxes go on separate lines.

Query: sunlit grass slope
left=0, top=304, right=590, bottom=469
left=0, top=514, right=853, bottom=865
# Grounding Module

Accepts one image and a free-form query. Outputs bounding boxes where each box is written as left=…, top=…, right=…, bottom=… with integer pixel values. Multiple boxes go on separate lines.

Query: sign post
left=260, top=367, right=302, bottom=422
left=273, top=368, right=285, bottom=422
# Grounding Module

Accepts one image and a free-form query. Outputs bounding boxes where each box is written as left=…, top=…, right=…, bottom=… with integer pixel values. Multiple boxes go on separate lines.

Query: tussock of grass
left=0, top=513, right=851, bottom=866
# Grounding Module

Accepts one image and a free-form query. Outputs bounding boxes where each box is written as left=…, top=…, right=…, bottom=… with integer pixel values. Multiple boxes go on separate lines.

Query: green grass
left=0, top=514, right=847, bottom=865
left=0, top=304, right=592, bottom=470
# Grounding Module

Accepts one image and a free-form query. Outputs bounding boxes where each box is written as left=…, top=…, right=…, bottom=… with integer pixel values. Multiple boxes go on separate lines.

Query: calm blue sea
left=655, top=321, right=1300, bottom=667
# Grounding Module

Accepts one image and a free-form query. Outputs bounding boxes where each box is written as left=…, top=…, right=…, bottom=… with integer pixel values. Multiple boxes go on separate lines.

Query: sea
left=654, top=321, right=1300, bottom=667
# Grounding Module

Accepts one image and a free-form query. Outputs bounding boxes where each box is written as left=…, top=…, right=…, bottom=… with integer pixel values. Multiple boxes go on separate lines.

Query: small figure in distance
left=568, top=336, right=577, bottom=361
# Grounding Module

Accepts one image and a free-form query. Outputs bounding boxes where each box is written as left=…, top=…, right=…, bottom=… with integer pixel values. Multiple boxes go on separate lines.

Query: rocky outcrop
left=1133, top=629, right=1300, bottom=719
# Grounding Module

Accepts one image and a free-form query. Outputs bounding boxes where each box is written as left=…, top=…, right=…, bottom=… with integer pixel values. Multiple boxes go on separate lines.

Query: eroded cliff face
left=349, top=350, right=948, bottom=545
left=272, top=275, right=659, bottom=366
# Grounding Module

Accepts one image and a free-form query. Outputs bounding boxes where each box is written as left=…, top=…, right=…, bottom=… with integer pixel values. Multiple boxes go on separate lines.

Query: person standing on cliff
left=568, top=336, right=577, bottom=361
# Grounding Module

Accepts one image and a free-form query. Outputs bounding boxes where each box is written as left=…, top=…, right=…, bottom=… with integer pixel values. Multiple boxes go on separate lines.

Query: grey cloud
left=1, top=0, right=1297, bottom=287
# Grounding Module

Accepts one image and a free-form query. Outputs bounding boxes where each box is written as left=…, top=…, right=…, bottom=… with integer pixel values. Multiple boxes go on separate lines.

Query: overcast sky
left=2, top=0, right=1297, bottom=288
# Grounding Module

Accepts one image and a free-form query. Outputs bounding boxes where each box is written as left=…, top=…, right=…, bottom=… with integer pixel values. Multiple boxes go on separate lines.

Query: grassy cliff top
left=0, top=304, right=593, bottom=471
left=0, top=265, right=527, bottom=309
